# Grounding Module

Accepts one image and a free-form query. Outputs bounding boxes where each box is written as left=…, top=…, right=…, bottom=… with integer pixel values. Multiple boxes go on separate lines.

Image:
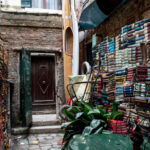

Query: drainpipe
left=79, top=30, right=88, bottom=43
left=75, top=0, right=88, bottom=45
left=71, top=0, right=79, bottom=76
left=71, top=0, right=89, bottom=75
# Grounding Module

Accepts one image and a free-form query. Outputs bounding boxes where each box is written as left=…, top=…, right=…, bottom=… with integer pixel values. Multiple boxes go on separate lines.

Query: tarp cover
left=79, top=0, right=126, bottom=30
left=67, top=134, right=133, bottom=150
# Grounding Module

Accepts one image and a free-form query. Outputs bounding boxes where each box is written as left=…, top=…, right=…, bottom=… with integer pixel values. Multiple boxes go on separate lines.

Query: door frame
left=20, top=48, right=32, bottom=127
left=30, top=52, right=56, bottom=110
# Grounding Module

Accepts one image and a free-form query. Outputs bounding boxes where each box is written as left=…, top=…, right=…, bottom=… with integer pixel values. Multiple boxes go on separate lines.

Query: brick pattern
left=0, top=11, right=64, bottom=127
left=0, top=12, right=62, bottom=28
left=88, top=0, right=150, bottom=41
left=0, top=27, right=62, bottom=50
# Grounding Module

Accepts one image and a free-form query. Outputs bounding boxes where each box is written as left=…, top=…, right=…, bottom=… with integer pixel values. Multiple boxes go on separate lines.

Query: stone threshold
left=11, top=125, right=63, bottom=135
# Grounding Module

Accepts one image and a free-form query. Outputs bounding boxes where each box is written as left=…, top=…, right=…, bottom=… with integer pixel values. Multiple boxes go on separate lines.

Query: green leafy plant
left=61, top=101, right=122, bottom=149
left=104, top=102, right=123, bottom=120
left=61, top=101, right=107, bottom=149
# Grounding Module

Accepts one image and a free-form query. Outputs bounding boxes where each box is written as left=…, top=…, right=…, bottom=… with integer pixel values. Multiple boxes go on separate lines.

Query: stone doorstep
left=32, top=120, right=60, bottom=126
left=30, top=126, right=63, bottom=134
left=32, top=110, right=56, bottom=115
left=32, top=114, right=60, bottom=126
left=11, top=125, right=64, bottom=135
left=32, top=114, right=58, bottom=122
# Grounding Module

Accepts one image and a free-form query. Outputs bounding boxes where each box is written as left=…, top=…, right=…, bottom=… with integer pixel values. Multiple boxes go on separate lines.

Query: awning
left=79, top=0, right=126, bottom=31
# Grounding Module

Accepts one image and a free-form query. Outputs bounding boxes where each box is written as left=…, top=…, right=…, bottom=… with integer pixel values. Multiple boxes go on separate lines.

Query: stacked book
left=115, top=69, right=126, bottom=102
left=107, top=52, right=115, bottom=72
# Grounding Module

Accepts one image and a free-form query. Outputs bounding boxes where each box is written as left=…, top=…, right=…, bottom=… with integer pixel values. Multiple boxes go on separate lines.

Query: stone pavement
left=10, top=133, right=64, bottom=150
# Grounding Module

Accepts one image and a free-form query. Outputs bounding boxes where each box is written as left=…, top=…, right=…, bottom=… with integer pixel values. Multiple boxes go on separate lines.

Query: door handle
left=42, top=81, right=46, bottom=84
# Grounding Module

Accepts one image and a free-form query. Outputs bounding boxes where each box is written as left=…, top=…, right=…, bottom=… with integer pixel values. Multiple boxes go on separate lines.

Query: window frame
left=21, top=0, right=62, bottom=10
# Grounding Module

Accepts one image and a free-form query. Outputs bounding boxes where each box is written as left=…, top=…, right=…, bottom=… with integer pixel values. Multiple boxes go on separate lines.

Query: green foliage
left=109, top=102, right=122, bottom=120
left=90, top=119, right=101, bottom=128
left=61, top=101, right=122, bottom=149
left=63, top=109, right=75, bottom=120
left=71, top=106, right=80, bottom=114
left=82, top=127, right=93, bottom=136
left=75, top=112, right=84, bottom=119
left=94, top=127, right=103, bottom=134
left=88, top=109, right=101, bottom=115
left=96, top=105, right=105, bottom=116
left=82, top=119, right=103, bottom=136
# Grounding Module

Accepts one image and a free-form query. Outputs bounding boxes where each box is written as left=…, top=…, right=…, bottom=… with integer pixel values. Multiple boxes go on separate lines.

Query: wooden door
left=31, top=56, right=55, bottom=111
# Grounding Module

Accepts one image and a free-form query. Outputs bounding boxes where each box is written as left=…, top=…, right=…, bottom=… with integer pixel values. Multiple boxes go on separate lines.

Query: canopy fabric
left=79, top=0, right=126, bottom=31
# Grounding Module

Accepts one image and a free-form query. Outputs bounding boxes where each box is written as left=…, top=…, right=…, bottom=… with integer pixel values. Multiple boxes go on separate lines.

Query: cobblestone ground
left=10, top=134, right=64, bottom=150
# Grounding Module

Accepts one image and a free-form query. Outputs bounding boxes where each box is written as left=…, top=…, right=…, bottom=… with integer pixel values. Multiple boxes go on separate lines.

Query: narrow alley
left=0, top=0, right=150, bottom=150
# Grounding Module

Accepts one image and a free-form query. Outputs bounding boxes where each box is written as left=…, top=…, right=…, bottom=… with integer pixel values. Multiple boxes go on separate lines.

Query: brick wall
left=88, top=0, right=150, bottom=42
left=0, top=12, right=62, bottom=49
left=0, top=11, right=64, bottom=127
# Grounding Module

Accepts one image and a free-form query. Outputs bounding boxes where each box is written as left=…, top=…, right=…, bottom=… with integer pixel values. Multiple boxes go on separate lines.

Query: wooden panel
left=64, top=53, right=72, bottom=99
left=63, top=0, right=73, bottom=100
left=62, top=0, right=72, bottom=27
left=31, top=57, right=55, bottom=103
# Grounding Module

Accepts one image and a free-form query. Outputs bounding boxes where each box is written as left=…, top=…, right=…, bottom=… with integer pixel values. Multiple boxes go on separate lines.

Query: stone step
left=32, top=120, right=60, bottom=126
left=11, top=115, right=63, bottom=135
left=32, top=103, right=56, bottom=111
left=11, top=125, right=63, bottom=135
left=32, top=114, right=57, bottom=122
left=32, top=110, right=56, bottom=115
left=34, top=100, right=54, bottom=103
left=32, top=107, right=56, bottom=112
left=32, top=103, right=56, bottom=107
left=32, top=114, right=60, bottom=126
left=30, top=125, right=63, bottom=134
